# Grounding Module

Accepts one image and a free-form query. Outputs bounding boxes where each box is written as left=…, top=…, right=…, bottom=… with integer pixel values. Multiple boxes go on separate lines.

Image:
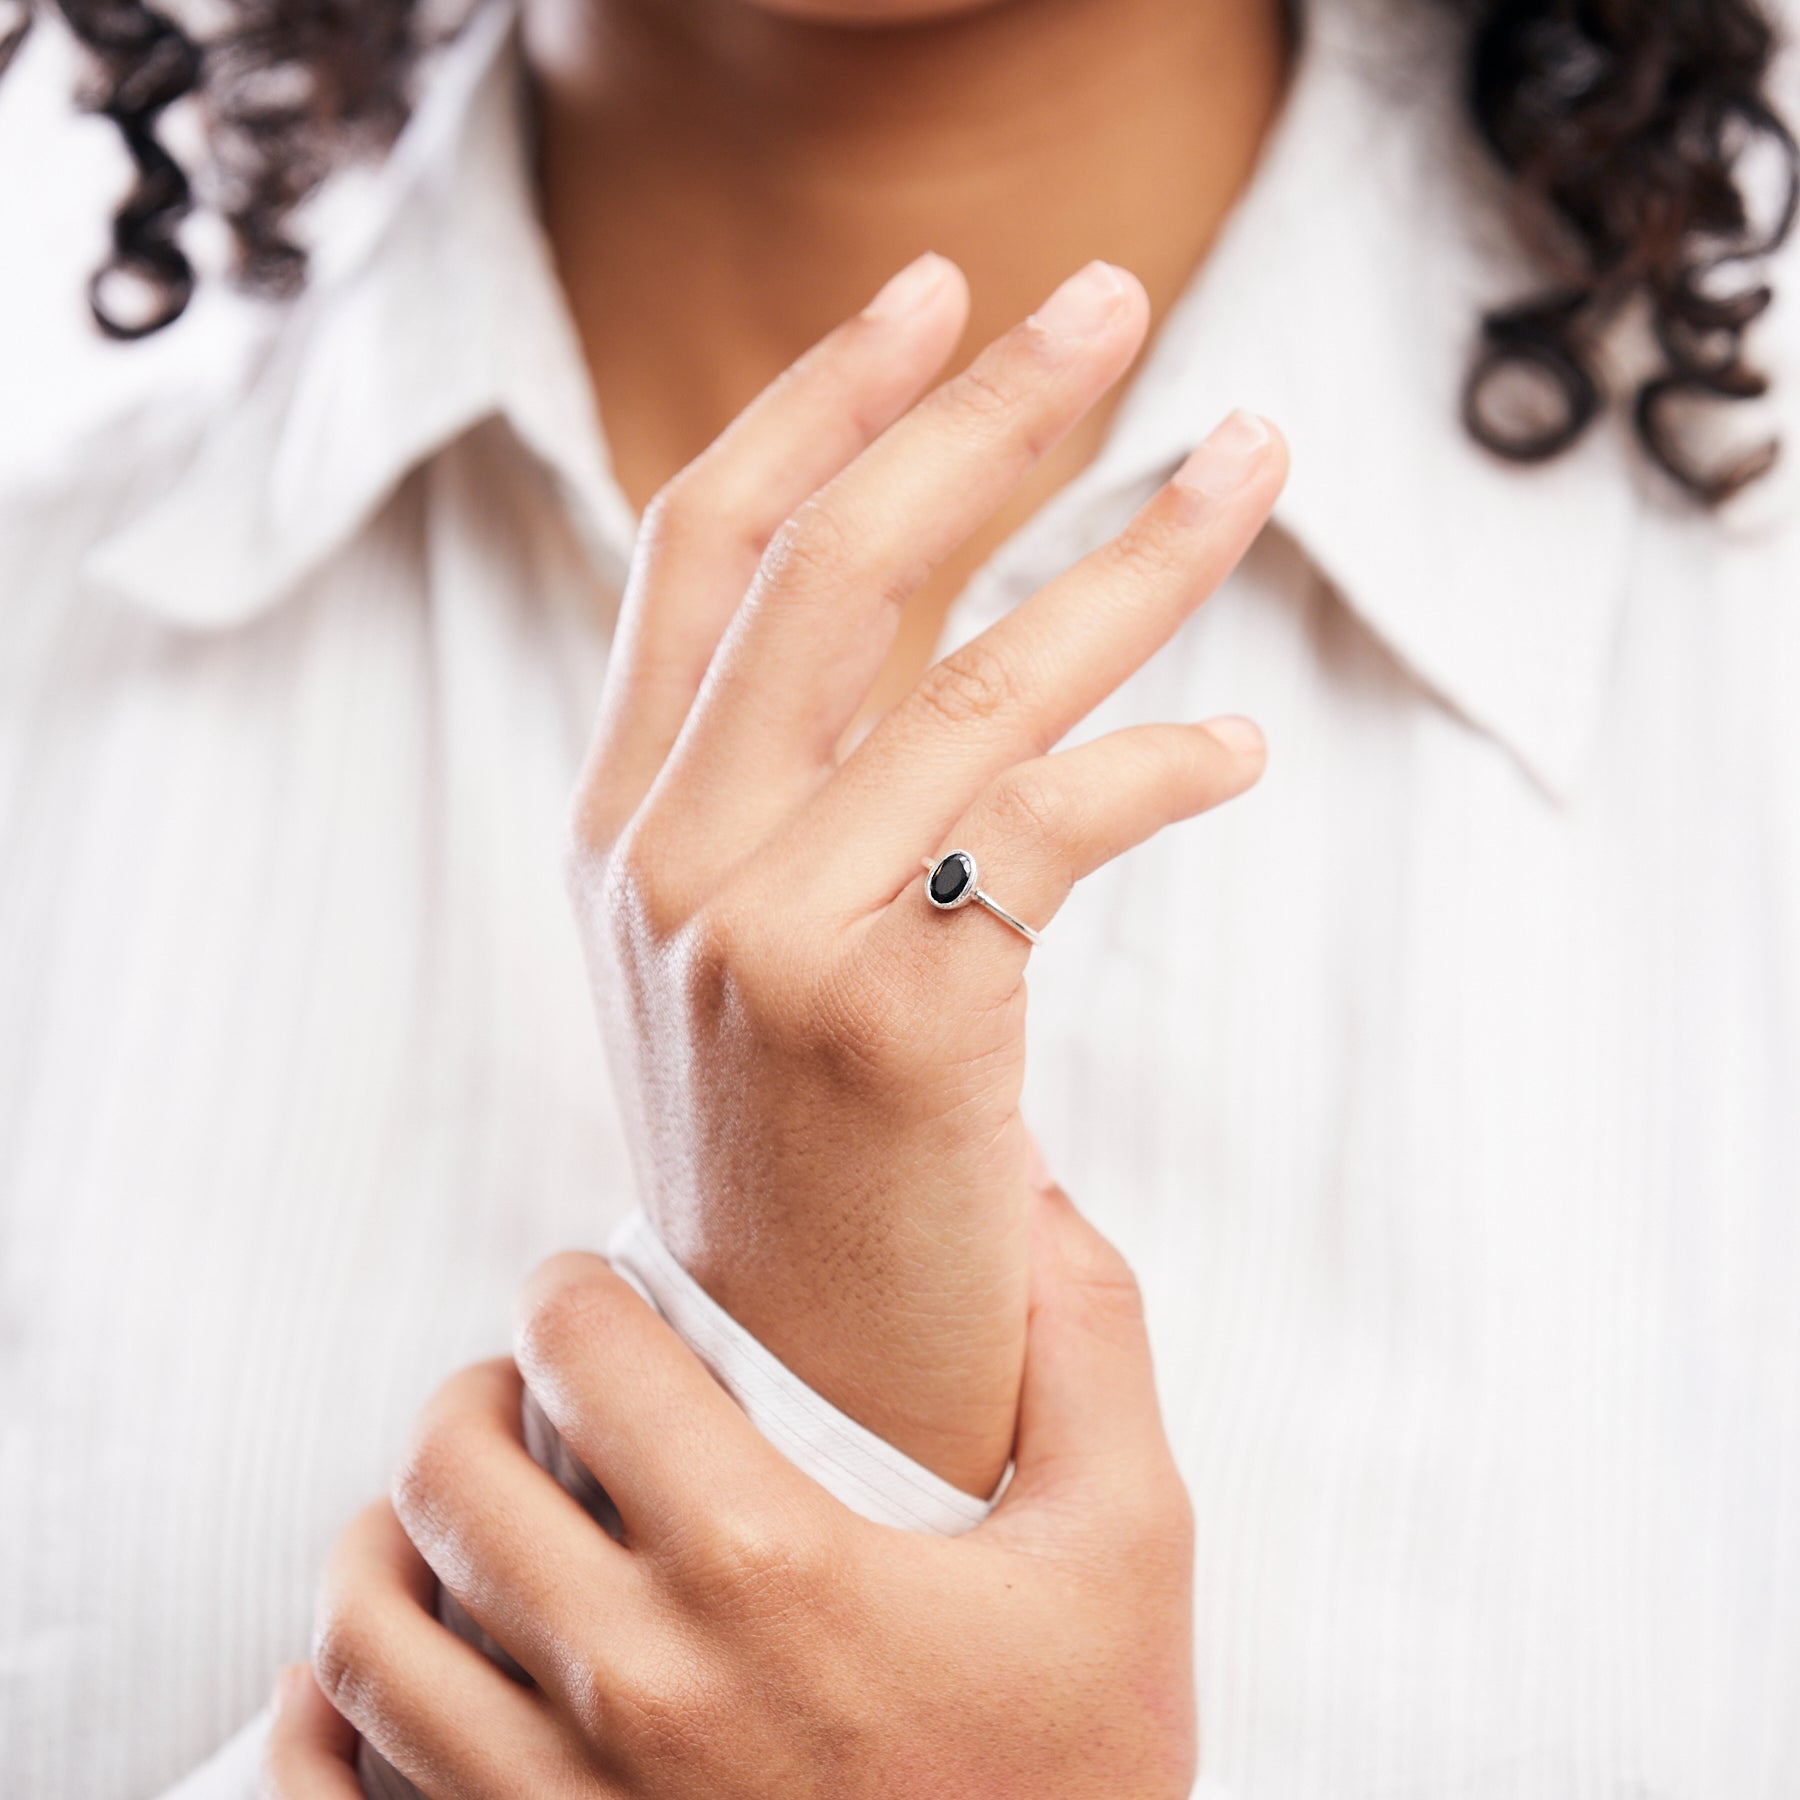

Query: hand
left=289, top=1174, right=1196, bottom=1799
left=570, top=250, right=1285, bottom=1493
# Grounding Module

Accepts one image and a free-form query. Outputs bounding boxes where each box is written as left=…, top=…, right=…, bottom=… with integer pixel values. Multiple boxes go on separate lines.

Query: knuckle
left=559, top=1650, right=629, bottom=1750
left=636, top=479, right=680, bottom=540
left=790, top=326, right=894, bottom=444
left=1106, top=507, right=1190, bottom=586
left=600, top=817, right=688, bottom=946
left=699, top=1502, right=785, bottom=1589
left=565, top=740, right=670, bottom=875
left=938, top=326, right=1062, bottom=449
left=671, top=896, right=759, bottom=1025
left=390, top=1424, right=455, bottom=1537
left=817, top=954, right=919, bottom=1081
left=733, top=945, right=930, bottom=1094
left=1121, top=1463, right=1197, bottom=1566
left=949, top=356, right=1028, bottom=424
left=1065, top=1232, right=1149, bottom=1331
left=1064, top=1209, right=1140, bottom=1291
left=516, top=1261, right=626, bottom=1383
left=680, top=882, right=853, bottom=1053
left=637, top=465, right=721, bottom=549
left=984, top=762, right=1069, bottom=846
left=761, top=497, right=855, bottom=594
left=599, top=1654, right=721, bottom=1765
left=1086, top=1249, right=1148, bottom=1323
left=634, top=479, right=698, bottom=565
left=687, top=1497, right=824, bottom=1607
left=310, top=1593, right=387, bottom=1721
left=645, top=461, right=784, bottom=572
left=914, top=637, right=1024, bottom=733
left=388, top=1383, right=487, bottom=1541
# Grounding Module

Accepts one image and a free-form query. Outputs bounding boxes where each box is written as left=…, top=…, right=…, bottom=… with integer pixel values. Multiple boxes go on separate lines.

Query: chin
left=743, top=0, right=1011, bottom=22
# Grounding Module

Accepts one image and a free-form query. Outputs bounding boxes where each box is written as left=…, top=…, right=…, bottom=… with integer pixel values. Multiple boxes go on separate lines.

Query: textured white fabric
left=5, top=0, right=1800, bottom=1797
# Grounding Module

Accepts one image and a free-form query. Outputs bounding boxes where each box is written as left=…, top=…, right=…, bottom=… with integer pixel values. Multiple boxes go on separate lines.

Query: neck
left=531, top=0, right=1291, bottom=513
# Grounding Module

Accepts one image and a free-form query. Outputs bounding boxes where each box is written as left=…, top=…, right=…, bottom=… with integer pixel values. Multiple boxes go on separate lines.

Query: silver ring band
left=921, top=851, right=1041, bottom=947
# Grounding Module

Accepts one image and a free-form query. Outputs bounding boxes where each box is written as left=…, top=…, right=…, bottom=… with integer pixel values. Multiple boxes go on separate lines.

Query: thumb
left=994, top=1152, right=1178, bottom=1520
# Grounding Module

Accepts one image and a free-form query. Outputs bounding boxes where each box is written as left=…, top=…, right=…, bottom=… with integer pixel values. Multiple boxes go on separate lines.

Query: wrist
left=647, top=1180, right=1027, bottom=1498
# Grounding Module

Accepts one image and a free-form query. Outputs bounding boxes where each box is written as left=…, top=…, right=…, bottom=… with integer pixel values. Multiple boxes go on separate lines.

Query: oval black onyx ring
left=921, top=851, right=1042, bottom=947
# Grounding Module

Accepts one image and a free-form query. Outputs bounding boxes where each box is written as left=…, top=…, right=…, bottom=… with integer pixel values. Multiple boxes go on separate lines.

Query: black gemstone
left=930, top=853, right=973, bottom=906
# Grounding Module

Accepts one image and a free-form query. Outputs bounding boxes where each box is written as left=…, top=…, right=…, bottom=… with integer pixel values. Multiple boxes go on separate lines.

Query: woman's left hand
left=273, top=1179, right=1197, bottom=1799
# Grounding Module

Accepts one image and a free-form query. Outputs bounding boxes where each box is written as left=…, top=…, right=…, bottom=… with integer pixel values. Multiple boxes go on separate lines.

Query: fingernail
left=864, top=252, right=953, bottom=322
left=1029, top=260, right=1129, bottom=341
left=1023, top=1130, right=1056, bottom=1192
left=1173, top=411, right=1272, bottom=499
left=1201, top=714, right=1267, bottom=761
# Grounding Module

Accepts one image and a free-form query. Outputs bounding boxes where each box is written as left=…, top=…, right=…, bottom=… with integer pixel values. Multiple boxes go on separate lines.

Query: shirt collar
left=83, top=0, right=634, bottom=623
left=88, top=0, right=1645, bottom=796
left=1078, top=0, right=1644, bottom=797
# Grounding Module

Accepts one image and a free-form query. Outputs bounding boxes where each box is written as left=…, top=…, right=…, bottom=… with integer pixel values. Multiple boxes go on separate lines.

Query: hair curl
left=1458, top=0, right=1799, bottom=500
left=3, top=0, right=416, bottom=336
left=3, top=0, right=1795, bottom=499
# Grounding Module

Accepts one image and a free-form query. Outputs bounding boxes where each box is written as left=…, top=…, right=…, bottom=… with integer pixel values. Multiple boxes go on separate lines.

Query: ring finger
left=867, top=716, right=1267, bottom=990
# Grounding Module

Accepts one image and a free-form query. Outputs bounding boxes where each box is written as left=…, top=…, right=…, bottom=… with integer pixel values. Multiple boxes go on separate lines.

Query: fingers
left=513, top=1252, right=810, bottom=1544
left=821, top=410, right=1286, bottom=885
left=311, top=1501, right=577, bottom=1800
left=573, top=251, right=970, bottom=855
left=868, top=716, right=1266, bottom=989
left=259, top=1665, right=363, bottom=1800
left=654, top=260, right=1152, bottom=869
left=388, top=1360, right=651, bottom=1720
left=991, top=1179, right=1184, bottom=1525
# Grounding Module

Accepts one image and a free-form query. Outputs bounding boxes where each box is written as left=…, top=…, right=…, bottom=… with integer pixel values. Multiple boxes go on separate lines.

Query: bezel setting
left=926, top=850, right=978, bottom=910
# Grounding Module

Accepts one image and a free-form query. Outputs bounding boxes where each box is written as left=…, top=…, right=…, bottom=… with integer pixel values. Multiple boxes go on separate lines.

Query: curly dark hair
left=0, top=0, right=417, bottom=333
left=2, top=0, right=1795, bottom=501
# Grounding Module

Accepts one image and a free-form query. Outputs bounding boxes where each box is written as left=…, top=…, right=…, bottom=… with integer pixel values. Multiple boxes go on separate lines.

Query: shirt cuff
left=606, top=1208, right=995, bottom=1537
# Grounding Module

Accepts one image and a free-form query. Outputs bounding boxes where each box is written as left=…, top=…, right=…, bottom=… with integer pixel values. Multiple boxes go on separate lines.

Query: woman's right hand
left=569, top=251, right=1286, bottom=1496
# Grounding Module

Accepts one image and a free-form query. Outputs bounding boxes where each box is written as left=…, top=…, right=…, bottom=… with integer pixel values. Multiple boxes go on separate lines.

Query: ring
left=921, top=851, right=1041, bottom=946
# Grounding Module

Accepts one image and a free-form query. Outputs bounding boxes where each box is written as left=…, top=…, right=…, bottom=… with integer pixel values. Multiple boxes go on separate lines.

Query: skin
left=563, top=256, right=1285, bottom=1498
left=530, top=0, right=1291, bottom=1491
left=272, top=0, right=1294, bottom=1783
left=532, top=0, right=1290, bottom=717
left=271, top=266, right=1286, bottom=1794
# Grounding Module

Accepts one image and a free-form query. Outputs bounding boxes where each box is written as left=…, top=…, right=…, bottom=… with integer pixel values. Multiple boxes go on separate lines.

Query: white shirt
left=5, top=0, right=1800, bottom=1795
